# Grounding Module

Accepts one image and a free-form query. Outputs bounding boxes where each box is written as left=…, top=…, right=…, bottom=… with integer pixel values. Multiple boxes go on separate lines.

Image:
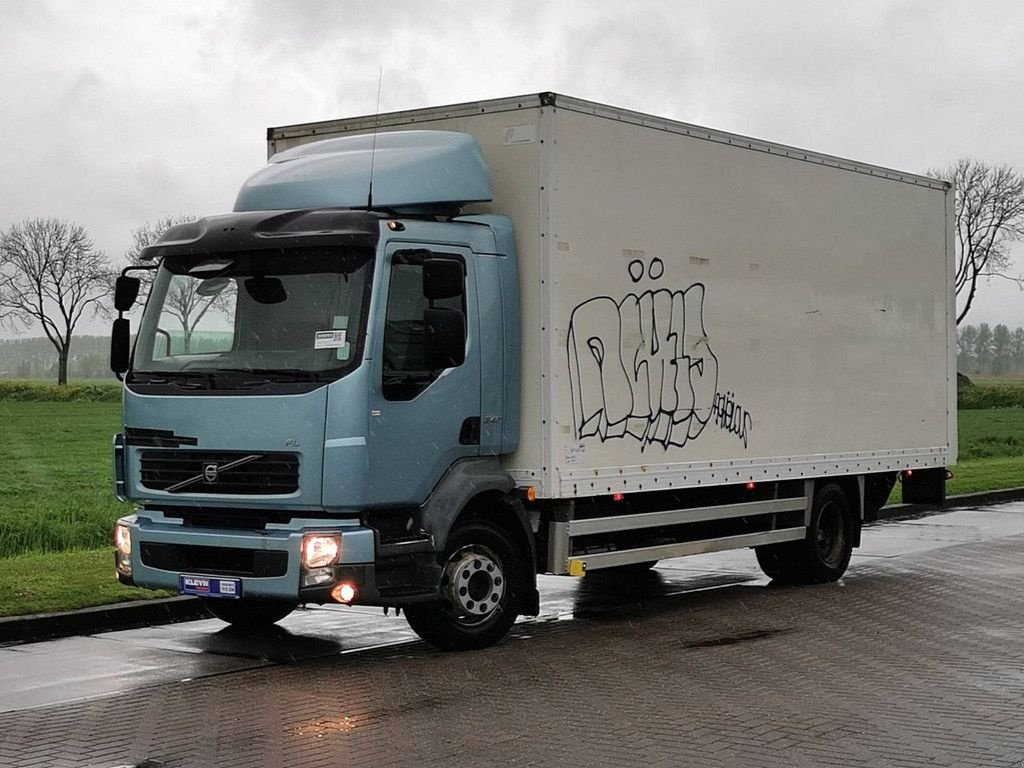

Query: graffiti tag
left=566, top=259, right=752, bottom=451
left=711, top=390, right=753, bottom=449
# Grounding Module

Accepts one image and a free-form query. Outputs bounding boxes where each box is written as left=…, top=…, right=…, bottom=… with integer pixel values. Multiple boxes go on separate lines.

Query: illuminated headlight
left=301, top=534, right=341, bottom=569
left=114, top=523, right=133, bottom=577
left=114, top=523, right=132, bottom=556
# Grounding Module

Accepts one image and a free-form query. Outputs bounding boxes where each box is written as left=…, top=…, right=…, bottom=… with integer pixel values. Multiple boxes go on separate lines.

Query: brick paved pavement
left=1, top=527, right=1023, bottom=767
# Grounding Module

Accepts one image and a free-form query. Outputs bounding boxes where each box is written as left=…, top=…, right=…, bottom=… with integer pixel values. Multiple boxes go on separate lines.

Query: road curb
left=0, top=595, right=208, bottom=645
left=3, top=488, right=1024, bottom=646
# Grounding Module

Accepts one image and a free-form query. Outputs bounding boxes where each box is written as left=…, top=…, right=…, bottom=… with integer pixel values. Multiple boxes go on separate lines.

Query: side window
left=382, top=251, right=464, bottom=401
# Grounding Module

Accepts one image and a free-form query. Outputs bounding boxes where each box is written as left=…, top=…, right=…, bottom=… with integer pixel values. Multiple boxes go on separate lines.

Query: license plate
left=178, top=574, right=241, bottom=599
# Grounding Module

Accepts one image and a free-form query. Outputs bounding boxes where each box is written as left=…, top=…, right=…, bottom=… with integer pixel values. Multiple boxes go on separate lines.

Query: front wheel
left=200, top=597, right=296, bottom=628
left=755, top=482, right=854, bottom=584
left=404, top=519, right=528, bottom=651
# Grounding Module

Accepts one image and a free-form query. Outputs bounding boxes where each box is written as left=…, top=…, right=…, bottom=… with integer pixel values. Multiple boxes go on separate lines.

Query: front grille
left=140, top=450, right=299, bottom=495
left=140, top=542, right=289, bottom=577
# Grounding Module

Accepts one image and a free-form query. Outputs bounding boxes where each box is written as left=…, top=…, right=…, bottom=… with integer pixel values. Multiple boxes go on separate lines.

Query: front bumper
left=115, top=509, right=441, bottom=606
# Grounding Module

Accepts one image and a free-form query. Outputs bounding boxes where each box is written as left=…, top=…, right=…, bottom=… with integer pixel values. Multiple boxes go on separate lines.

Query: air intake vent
left=140, top=542, right=288, bottom=577
left=140, top=451, right=299, bottom=495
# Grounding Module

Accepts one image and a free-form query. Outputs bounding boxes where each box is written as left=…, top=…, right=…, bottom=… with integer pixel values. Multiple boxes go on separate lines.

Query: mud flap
left=901, top=467, right=946, bottom=506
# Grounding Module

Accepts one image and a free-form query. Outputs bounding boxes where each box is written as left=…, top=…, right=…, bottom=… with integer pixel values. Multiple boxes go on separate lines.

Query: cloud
left=3, top=0, right=1024, bottom=334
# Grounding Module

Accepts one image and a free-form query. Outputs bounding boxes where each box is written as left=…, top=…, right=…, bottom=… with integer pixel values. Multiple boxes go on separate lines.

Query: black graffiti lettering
left=567, top=263, right=757, bottom=453
left=628, top=260, right=645, bottom=283
left=711, top=391, right=753, bottom=449
left=568, top=281, right=730, bottom=450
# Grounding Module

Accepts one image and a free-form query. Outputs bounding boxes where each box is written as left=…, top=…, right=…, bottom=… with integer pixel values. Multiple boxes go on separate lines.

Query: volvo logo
left=163, top=454, right=260, bottom=493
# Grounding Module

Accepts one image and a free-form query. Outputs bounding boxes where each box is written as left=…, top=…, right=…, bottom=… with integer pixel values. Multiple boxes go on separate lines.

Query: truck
left=110, top=92, right=955, bottom=651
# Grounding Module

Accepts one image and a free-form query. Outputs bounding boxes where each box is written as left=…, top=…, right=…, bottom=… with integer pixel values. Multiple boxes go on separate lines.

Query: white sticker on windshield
left=315, top=330, right=348, bottom=349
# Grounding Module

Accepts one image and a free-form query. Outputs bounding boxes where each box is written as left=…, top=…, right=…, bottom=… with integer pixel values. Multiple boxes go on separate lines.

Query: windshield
left=130, top=247, right=374, bottom=385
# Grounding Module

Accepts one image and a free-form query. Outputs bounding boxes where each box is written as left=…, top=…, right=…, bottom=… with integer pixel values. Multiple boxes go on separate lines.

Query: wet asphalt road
left=1, top=503, right=1024, bottom=767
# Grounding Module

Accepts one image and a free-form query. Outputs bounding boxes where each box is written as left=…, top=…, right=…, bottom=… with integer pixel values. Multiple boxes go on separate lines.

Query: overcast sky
left=3, top=0, right=1024, bottom=334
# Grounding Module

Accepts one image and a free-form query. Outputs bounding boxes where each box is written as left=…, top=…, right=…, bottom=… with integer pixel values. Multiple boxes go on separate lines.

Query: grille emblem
left=157, top=454, right=265, bottom=493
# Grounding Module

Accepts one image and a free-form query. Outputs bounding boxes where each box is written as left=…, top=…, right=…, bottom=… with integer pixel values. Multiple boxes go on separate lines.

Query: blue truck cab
left=112, top=131, right=535, bottom=649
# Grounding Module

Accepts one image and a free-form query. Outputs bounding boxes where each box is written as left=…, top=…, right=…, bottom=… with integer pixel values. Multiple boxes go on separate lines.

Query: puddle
left=683, top=627, right=793, bottom=648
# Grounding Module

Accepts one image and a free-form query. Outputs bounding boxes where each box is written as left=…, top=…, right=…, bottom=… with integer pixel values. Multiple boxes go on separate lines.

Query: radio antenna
left=367, top=67, right=384, bottom=209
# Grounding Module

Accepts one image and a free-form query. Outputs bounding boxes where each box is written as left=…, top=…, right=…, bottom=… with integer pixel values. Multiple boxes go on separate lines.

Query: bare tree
left=930, top=159, right=1024, bottom=324
left=125, top=214, right=197, bottom=294
left=126, top=215, right=198, bottom=259
left=0, top=218, right=112, bottom=385
left=126, top=214, right=225, bottom=353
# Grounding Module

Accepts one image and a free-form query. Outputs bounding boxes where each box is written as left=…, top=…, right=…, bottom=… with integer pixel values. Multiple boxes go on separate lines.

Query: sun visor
left=234, top=130, right=493, bottom=213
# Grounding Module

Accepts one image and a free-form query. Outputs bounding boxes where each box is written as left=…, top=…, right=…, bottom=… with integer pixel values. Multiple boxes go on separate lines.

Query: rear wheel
left=404, top=519, right=527, bottom=651
left=755, top=483, right=854, bottom=584
left=200, top=597, right=296, bottom=628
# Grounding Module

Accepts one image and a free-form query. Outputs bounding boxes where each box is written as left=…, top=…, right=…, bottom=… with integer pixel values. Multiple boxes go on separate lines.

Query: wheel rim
left=815, top=500, right=846, bottom=568
left=441, top=544, right=506, bottom=625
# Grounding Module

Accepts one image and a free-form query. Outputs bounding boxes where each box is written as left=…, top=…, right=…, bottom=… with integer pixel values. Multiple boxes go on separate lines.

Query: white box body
left=270, top=94, right=956, bottom=499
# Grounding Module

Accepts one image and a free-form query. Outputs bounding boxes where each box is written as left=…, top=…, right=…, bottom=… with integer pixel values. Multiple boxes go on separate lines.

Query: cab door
left=366, top=245, right=481, bottom=507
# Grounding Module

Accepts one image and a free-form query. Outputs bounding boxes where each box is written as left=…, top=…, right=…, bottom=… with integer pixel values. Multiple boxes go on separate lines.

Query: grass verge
left=957, top=408, right=1024, bottom=460
left=0, top=401, right=129, bottom=557
left=946, top=457, right=1024, bottom=495
left=0, top=548, right=172, bottom=617
left=0, top=380, right=120, bottom=402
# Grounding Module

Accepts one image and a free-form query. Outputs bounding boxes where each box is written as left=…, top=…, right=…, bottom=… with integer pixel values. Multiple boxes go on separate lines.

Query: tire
left=755, top=482, right=854, bottom=584
left=404, top=519, right=528, bottom=651
left=754, top=544, right=798, bottom=582
left=200, top=597, right=296, bottom=628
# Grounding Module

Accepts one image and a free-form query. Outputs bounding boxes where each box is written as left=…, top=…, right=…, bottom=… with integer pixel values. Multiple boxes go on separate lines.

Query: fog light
left=332, top=582, right=356, bottom=603
left=114, top=523, right=132, bottom=556
left=301, top=534, right=341, bottom=569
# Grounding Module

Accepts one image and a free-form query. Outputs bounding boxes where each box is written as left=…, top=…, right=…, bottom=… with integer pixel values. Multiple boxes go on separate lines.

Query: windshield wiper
left=130, top=370, right=218, bottom=389
left=130, top=368, right=320, bottom=389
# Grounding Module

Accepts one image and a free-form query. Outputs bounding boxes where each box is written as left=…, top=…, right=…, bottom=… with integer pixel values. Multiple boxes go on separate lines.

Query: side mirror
left=114, top=276, right=141, bottom=312
left=110, top=318, right=131, bottom=374
left=424, top=307, right=466, bottom=369
left=423, top=258, right=463, bottom=301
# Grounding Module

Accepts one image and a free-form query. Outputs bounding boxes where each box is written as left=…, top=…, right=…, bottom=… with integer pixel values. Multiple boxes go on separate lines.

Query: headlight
left=301, top=534, right=341, bottom=569
left=114, top=523, right=132, bottom=555
left=114, top=522, right=133, bottom=578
